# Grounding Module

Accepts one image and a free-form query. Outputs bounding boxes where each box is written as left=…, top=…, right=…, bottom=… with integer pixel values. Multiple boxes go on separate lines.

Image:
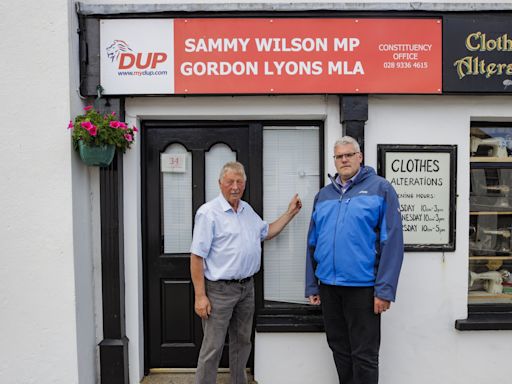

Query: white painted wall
left=255, top=333, right=339, bottom=383
left=68, top=4, right=102, bottom=384
left=125, top=95, right=512, bottom=384
left=2, top=1, right=511, bottom=383
left=81, top=0, right=506, bottom=5
left=0, top=1, right=87, bottom=383
left=252, top=96, right=512, bottom=384
left=107, top=5, right=512, bottom=384
left=366, top=95, right=512, bottom=384
left=257, top=95, right=512, bottom=384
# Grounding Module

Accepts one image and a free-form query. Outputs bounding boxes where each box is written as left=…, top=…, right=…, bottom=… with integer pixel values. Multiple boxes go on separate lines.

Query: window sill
left=455, top=306, right=512, bottom=330
left=256, top=314, right=324, bottom=332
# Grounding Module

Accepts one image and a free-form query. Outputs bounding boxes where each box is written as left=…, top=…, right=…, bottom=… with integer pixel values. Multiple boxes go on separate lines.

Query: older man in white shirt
left=190, top=161, right=302, bottom=384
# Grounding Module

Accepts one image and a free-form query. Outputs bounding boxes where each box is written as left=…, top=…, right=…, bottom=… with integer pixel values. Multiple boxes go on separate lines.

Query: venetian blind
left=263, top=126, right=320, bottom=304
left=162, top=144, right=192, bottom=254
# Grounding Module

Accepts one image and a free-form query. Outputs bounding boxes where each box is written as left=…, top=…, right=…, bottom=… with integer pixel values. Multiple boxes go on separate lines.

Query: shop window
left=257, top=124, right=324, bottom=331
left=457, top=122, right=512, bottom=330
left=161, top=143, right=193, bottom=254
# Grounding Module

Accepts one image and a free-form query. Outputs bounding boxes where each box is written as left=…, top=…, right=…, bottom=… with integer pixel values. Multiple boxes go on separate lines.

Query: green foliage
left=69, top=106, right=137, bottom=153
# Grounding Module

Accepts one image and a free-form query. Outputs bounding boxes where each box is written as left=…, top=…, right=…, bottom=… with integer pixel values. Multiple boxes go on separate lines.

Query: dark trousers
left=320, top=284, right=381, bottom=384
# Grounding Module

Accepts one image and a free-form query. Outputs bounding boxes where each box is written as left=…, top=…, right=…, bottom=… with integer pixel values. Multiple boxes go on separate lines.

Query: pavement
left=140, top=372, right=257, bottom=384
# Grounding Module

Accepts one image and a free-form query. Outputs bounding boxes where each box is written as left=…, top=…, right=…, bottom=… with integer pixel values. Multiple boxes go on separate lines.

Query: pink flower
left=81, top=121, right=97, bottom=136
left=87, top=126, right=98, bottom=136
left=111, top=112, right=116, bottom=116
left=132, top=126, right=138, bottom=132
left=84, top=106, right=93, bottom=111
left=109, top=121, right=121, bottom=128
left=68, top=120, right=74, bottom=129
left=81, top=121, right=94, bottom=130
left=124, top=133, right=133, bottom=142
left=118, top=122, right=127, bottom=129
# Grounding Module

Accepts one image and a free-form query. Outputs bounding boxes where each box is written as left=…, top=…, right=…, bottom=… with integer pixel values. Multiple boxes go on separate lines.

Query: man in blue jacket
left=306, top=136, right=404, bottom=384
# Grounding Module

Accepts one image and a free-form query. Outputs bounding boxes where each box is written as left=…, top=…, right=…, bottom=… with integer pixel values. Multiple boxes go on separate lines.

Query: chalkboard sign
left=377, top=145, right=457, bottom=252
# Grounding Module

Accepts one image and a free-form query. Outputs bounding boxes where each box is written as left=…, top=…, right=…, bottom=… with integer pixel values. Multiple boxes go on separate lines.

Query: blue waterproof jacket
left=305, top=166, right=404, bottom=301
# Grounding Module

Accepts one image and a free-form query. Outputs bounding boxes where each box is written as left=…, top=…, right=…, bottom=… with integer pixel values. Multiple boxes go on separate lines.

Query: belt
left=215, top=276, right=253, bottom=284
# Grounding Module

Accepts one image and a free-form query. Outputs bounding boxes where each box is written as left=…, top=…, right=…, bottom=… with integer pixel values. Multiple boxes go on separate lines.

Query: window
left=161, top=144, right=192, bottom=254
left=263, top=126, right=320, bottom=304
left=257, top=122, right=324, bottom=331
left=457, top=122, right=512, bottom=330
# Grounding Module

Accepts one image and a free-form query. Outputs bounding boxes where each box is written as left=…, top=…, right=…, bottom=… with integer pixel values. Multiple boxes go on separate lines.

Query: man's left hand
left=374, top=297, right=391, bottom=314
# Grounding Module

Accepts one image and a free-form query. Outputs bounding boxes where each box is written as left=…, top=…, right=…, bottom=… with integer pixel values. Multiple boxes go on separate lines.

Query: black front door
left=143, top=121, right=261, bottom=368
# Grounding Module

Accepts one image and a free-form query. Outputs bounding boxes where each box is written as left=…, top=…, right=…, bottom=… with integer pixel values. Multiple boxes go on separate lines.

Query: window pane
left=162, top=144, right=192, bottom=254
left=469, top=125, right=512, bottom=304
left=205, top=143, right=236, bottom=202
left=263, top=126, right=320, bottom=304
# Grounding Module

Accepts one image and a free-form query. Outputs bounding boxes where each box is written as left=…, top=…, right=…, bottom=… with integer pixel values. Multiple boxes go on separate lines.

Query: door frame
left=121, top=95, right=332, bottom=380
left=141, top=120, right=263, bottom=373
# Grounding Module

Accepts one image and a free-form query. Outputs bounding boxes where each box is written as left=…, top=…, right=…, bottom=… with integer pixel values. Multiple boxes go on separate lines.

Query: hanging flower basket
left=68, top=105, right=138, bottom=167
left=78, top=141, right=116, bottom=167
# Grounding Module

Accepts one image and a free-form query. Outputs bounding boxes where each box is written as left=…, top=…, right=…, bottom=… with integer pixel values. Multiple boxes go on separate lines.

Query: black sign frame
left=377, top=144, right=457, bottom=252
left=443, top=14, right=512, bottom=94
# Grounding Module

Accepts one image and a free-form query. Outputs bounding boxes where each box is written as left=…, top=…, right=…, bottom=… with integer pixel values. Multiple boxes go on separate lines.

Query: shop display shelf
left=470, top=157, right=512, bottom=163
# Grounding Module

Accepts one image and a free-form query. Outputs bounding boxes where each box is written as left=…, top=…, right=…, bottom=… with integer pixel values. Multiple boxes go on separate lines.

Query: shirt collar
left=218, top=193, right=245, bottom=213
left=336, top=168, right=361, bottom=187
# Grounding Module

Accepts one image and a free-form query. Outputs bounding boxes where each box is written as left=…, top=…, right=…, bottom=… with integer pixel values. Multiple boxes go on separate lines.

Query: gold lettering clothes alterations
left=465, top=32, right=512, bottom=52
left=453, top=56, right=512, bottom=79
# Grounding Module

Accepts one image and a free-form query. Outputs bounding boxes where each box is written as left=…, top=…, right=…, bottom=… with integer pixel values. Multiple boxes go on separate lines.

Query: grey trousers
left=195, top=278, right=254, bottom=384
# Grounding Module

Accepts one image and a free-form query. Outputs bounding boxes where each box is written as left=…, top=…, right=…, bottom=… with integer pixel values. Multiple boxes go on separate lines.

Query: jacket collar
left=329, top=166, right=375, bottom=193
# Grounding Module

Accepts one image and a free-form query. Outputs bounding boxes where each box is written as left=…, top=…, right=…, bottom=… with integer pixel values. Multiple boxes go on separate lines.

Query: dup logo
left=106, top=40, right=168, bottom=70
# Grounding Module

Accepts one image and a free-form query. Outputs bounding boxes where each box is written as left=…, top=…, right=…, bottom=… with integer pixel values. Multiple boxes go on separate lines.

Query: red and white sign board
left=100, top=19, right=174, bottom=94
left=100, top=18, right=442, bottom=95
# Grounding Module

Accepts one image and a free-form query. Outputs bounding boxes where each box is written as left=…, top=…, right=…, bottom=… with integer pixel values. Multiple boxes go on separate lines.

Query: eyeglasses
left=333, top=152, right=359, bottom=160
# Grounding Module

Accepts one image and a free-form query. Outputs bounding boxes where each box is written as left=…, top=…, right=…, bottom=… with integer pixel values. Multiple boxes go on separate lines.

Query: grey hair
left=219, top=161, right=247, bottom=181
left=333, top=136, right=361, bottom=153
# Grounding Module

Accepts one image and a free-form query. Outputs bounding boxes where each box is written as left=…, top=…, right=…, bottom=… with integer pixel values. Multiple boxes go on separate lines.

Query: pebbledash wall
left=2, top=2, right=512, bottom=384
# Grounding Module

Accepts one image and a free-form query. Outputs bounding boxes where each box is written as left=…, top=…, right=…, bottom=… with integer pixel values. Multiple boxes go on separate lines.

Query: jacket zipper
left=328, top=175, right=343, bottom=284
left=333, top=194, right=342, bottom=283
left=330, top=174, right=356, bottom=285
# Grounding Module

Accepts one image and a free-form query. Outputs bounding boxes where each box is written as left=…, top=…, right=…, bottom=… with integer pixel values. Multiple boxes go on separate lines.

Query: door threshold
left=144, top=369, right=257, bottom=384
left=150, top=368, right=231, bottom=374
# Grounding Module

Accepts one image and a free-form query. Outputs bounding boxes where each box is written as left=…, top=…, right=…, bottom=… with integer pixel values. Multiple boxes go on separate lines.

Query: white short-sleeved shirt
left=190, top=194, right=269, bottom=281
